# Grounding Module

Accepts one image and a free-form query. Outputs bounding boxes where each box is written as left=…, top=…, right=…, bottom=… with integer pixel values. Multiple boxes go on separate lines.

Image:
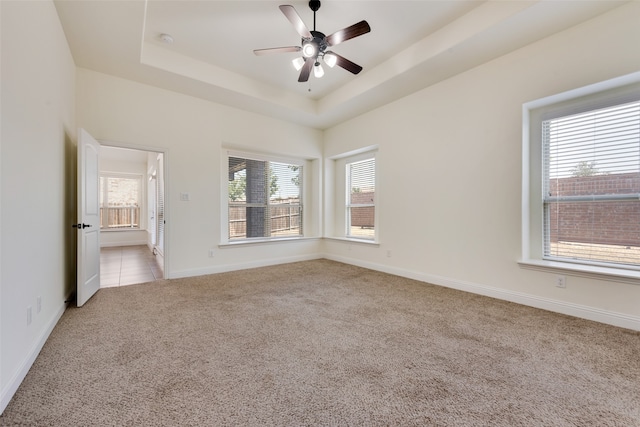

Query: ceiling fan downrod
left=309, top=1, right=321, bottom=31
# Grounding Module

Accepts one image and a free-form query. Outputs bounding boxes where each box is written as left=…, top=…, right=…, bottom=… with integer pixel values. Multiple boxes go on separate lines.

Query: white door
left=76, top=128, right=101, bottom=306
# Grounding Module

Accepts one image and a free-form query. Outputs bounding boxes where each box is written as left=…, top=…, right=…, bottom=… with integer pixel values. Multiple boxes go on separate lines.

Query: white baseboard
left=100, top=240, right=148, bottom=248
left=169, top=253, right=323, bottom=279
left=324, top=254, right=640, bottom=332
left=0, top=299, right=68, bottom=414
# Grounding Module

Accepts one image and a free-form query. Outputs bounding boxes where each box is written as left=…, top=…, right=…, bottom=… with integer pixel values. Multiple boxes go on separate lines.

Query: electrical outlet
left=208, top=249, right=215, bottom=258
left=180, top=192, right=190, bottom=201
left=556, top=275, right=566, bottom=288
left=37, top=296, right=42, bottom=314
left=27, top=306, right=32, bottom=325
left=386, top=250, right=392, bottom=258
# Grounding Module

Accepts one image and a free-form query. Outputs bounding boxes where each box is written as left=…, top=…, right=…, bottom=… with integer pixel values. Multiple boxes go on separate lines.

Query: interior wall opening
left=99, top=146, right=165, bottom=287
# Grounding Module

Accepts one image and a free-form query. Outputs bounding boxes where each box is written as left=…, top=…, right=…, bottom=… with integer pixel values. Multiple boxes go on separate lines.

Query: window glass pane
left=348, top=158, right=376, bottom=201
left=543, top=100, right=640, bottom=266
left=269, top=203, right=302, bottom=237
left=347, top=157, right=375, bottom=239
left=269, top=162, right=302, bottom=237
left=228, top=156, right=302, bottom=240
left=349, top=206, right=375, bottom=239
left=99, top=176, right=141, bottom=229
left=545, top=200, right=640, bottom=266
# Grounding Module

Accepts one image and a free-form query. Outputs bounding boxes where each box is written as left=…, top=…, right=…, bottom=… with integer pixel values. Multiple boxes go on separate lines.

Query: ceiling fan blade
left=326, top=51, right=363, bottom=75
left=279, top=5, right=312, bottom=40
left=326, top=20, right=371, bottom=47
left=298, top=58, right=314, bottom=82
left=253, top=46, right=302, bottom=56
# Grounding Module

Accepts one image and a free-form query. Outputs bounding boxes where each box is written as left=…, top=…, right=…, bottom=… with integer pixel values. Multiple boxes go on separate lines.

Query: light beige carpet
left=1, top=260, right=639, bottom=426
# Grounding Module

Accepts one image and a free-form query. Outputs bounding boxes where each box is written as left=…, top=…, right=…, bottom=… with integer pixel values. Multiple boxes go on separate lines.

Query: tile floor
left=100, top=245, right=164, bottom=287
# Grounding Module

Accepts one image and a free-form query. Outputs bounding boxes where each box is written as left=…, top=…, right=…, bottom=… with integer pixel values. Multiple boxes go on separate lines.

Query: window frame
left=327, top=149, right=378, bottom=243
left=222, top=149, right=307, bottom=245
left=99, top=172, right=143, bottom=231
left=345, top=155, right=376, bottom=241
left=520, top=71, right=640, bottom=283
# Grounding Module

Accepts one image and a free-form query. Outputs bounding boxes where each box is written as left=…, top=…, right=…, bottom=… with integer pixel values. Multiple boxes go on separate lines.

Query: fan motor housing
left=304, top=30, right=327, bottom=58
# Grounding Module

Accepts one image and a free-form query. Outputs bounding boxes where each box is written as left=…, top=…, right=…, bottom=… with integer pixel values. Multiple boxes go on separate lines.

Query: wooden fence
left=100, top=206, right=140, bottom=229
left=229, top=200, right=301, bottom=238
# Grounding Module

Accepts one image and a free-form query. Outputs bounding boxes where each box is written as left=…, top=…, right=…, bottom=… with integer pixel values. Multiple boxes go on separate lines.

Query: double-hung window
left=523, top=74, right=640, bottom=276
left=543, top=100, right=640, bottom=267
left=99, top=174, right=142, bottom=230
left=227, top=153, right=303, bottom=241
left=346, top=157, right=376, bottom=240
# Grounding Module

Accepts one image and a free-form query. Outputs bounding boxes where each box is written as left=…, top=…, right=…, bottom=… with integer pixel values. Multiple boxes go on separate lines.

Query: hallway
left=100, top=245, right=164, bottom=287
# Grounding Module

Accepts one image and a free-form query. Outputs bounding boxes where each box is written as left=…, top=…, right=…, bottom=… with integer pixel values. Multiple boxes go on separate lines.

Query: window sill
left=219, top=236, right=320, bottom=248
left=518, top=258, right=640, bottom=285
left=219, top=236, right=380, bottom=248
left=100, top=228, right=142, bottom=232
left=324, top=237, right=380, bottom=246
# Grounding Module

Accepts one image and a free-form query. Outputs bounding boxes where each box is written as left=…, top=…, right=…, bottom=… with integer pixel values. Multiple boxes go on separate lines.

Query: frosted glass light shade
left=323, top=53, right=337, bottom=68
left=314, top=63, right=324, bottom=78
left=292, top=57, right=305, bottom=71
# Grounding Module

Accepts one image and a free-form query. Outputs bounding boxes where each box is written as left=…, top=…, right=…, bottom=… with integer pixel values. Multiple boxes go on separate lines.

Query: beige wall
left=76, top=69, right=324, bottom=278
left=1, top=0, right=76, bottom=411
left=323, top=2, right=640, bottom=324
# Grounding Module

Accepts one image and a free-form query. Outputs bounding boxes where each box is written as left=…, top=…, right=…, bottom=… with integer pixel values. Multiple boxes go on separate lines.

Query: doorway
left=100, top=245, right=163, bottom=287
left=99, top=146, right=166, bottom=287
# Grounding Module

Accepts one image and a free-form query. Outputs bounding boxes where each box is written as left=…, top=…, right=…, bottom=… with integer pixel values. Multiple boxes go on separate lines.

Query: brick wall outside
left=350, top=192, right=375, bottom=228
left=548, top=173, right=640, bottom=246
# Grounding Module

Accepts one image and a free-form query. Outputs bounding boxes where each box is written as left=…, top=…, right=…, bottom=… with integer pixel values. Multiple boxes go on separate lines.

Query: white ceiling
left=54, top=0, right=627, bottom=130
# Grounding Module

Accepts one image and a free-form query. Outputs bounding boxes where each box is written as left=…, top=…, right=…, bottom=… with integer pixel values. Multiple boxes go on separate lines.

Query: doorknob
left=72, top=223, right=92, bottom=229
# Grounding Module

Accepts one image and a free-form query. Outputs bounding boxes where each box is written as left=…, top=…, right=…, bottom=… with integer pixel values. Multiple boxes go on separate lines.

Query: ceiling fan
left=254, top=1, right=371, bottom=82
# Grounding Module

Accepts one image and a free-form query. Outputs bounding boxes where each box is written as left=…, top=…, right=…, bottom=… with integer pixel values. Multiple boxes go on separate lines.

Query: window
left=99, top=174, right=142, bottom=229
left=523, top=73, right=640, bottom=276
left=543, top=100, right=640, bottom=267
left=346, top=157, right=376, bottom=239
left=227, top=154, right=303, bottom=241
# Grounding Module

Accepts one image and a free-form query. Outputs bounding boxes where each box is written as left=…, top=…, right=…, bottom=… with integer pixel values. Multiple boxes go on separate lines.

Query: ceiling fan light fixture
left=292, top=57, right=305, bottom=71
left=314, top=62, right=324, bottom=78
left=302, top=42, right=317, bottom=58
left=255, top=3, right=370, bottom=83
left=323, top=52, right=337, bottom=68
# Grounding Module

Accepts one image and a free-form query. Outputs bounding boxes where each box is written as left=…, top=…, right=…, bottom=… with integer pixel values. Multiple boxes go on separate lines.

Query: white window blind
left=346, top=157, right=375, bottom=239
left=543, top=99, right=640, bottom=267
left=228, top=156, right=302, bottom=240
left=156, top=154, right=165, bottom=255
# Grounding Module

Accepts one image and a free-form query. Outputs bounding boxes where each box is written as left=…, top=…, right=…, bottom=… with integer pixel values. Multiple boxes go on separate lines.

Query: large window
left=227, top=154, right=303, bottom=241
left=543, top=100, right=640, bottom=267
left=346, top=157, right=376, bottom=239
left=99, top=174, right=142, bottom=230
left=523, top=74, right=640, bottom=276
